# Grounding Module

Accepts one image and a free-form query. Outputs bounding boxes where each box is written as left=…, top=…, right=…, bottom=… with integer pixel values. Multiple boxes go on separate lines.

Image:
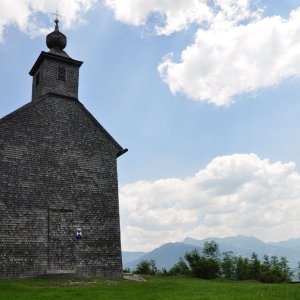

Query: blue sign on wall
left=76, top=228, right=83, bottom=240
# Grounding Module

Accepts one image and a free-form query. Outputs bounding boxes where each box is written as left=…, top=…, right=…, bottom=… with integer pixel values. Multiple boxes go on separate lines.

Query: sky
left=1, top=0, right=300, bottom=252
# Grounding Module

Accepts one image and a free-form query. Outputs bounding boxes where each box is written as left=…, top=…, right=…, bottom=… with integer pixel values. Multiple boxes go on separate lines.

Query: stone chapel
left=0, top=19, right=127, bottom=278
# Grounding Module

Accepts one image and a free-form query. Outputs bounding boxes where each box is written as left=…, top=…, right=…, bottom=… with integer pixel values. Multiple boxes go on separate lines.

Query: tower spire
left=46, top=15, right=67, bottom=51
left=55, top=18, right=59, bottom=32
left=53, top=9, right=61, bottom=31
left=29, top=11, right=83, bottom=102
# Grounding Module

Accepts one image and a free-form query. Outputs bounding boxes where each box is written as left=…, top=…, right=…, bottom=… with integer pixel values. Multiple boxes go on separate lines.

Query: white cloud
left=104, top=0, right=260, bottom=35
left=211, top=0, right=262, bottom=29
left=120, top=153, right=300, bottom=251
left=105, top=1, right=300, bottom=106
left=105, top=0, right=213, bottom=35
left=0, top=0, right=97, bottom=41
left=159, top=8, right=300, bottom=106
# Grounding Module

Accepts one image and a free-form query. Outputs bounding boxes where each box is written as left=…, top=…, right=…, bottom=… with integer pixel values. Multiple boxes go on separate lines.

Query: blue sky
left=1, top=0, right=300, bottom=251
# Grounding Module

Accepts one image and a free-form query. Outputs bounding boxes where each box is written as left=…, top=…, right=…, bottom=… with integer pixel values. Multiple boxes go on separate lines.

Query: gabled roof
left=0, top=94, right=127, bottom=157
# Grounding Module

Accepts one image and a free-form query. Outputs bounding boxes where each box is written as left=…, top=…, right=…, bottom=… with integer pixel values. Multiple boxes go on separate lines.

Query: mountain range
left=122, top=235, right=300, bottom=271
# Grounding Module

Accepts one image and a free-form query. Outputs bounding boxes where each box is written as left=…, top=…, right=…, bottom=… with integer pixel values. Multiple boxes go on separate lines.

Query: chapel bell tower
left=29, top=18, right=83, bottom=102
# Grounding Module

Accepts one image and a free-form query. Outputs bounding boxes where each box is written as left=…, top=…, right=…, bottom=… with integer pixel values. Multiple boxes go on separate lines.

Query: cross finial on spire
left=52, top=9, right=62, bottom=31
left=46, top=8, right=67, bottom=51
left=55, top=8, right=61, bottom=21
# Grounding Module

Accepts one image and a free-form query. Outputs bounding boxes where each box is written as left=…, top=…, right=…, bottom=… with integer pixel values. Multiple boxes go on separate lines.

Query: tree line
left=131, top=241, right=297, bottom=283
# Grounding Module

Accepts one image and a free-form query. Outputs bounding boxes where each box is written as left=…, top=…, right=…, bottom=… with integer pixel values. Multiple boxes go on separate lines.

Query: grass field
left=1, top=276, right=300, bottom=300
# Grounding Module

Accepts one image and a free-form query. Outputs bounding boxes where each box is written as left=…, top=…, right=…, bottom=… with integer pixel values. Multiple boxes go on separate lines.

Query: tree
left=203, top=241, right=220, bottom=259
left=249, top=253, right=261, bottom=281
left=260, top=255, right=292, bottom=283
left=261, top=255, right=270, bottom=273
left=279, top=257, right=292, bottom=282
left=221, top=251, right=236, bottom=280
left=134, top=259, right=157, bottom=275
left=182, top=241, right=292, bottom=283
left=168, top=258, right=190, bottom=276
left=185, top=241, right=221, bottom=279
left=235, top=256, right=250, bottom=280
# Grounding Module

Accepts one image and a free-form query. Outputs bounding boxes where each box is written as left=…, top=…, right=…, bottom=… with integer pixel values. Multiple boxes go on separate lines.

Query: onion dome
left=46, top=18, right=67, bottom=50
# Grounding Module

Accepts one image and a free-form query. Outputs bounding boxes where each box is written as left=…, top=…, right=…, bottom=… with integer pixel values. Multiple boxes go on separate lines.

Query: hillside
left=123, top=242, right=199, bottom=270
left=123, top=235, right=300, bottom=270
left=184, top=235, right=300, bottom=267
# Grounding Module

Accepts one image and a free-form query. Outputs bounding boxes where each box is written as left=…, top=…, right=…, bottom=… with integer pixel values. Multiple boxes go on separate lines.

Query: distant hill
left=122, top=235, right=300, bottom=271
left=270, top=238, right=300, bottom=251
left=123, top=242, right=199, bottom=270
left=183, top=235, right=300, bottom=269
left=122, top=251, right=146, bottom=266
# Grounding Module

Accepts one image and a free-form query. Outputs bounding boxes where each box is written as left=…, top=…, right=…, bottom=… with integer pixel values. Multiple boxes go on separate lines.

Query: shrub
left=221, top=251, right=236, bottom=280
left=134, top=259, right=157, bottom=275
left=185, top=241, right=221, bottom=279
left=184, top=242, right=292, bottom=283
left=168, top=258, right=190, bottom=276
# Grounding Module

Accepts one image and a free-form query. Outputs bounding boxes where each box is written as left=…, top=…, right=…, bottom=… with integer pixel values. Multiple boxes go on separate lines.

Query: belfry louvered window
left=36, top=73, right=40, bottom=86
left=57, top=66, right=66, bottom=81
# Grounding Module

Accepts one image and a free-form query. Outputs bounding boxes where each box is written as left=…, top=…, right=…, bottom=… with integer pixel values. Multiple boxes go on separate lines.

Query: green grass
left=1, top=276, right=300, bottom=300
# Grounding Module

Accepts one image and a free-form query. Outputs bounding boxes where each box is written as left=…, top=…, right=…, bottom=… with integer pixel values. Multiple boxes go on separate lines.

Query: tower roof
left=29, top=18, right=83, bottom=77
left=45, top=18, right=70, bottom=58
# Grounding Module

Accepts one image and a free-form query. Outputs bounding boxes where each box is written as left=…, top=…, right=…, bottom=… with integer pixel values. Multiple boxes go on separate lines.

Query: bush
left=221, top=251, right=236, bottom=280
left=185, top=241, right=221, bottom=279
left=183, top=241, right=292, bottom=283
left=235, top=256, right=250, bottom=280
left=259, top=256, right=292, bottom=283
left=133, top=259, right=158, bottom=275
left=168, top=258, right=190, bottom=276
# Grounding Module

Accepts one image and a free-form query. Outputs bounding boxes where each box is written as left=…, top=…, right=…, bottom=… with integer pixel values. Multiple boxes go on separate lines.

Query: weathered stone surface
left=30, top=52, right=82, bottom=102
left=0, top=27, right=125, bottom=279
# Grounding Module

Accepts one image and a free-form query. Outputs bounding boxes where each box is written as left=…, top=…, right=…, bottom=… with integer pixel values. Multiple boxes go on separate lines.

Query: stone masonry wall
left=0, top=95, right=123, bottom=278
left=32, top=57, right=80, bottom=102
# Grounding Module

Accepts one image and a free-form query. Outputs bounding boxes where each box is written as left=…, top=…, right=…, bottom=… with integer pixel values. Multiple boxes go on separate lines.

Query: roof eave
left=117, top=148, right=128, bottom=158
left=29, top=51, right=83, bottom=76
